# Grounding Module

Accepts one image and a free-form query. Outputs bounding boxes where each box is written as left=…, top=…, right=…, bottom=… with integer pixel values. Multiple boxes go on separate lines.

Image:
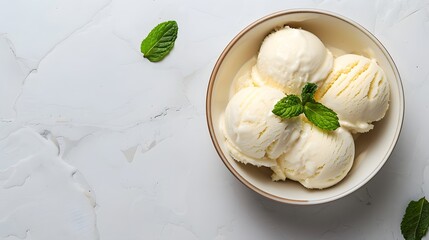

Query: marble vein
left=31, top=0, right=113, bottom=70
left=112, top=31, right=141, bottom=56
left=399, top=7, right=424, bottom=22
left=9, top=0, right=113, bottom=124
left=0, top=129, right=99, bottom=239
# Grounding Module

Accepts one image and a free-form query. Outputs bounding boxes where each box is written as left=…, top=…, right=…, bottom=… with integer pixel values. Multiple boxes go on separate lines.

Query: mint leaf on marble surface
left=272, top=95, right=303, bottom=118
left=272, top=83, right=339, bottom=131
left=141, top=20, right=178, bottom=62
left=401, top=197, right=429, bottom=240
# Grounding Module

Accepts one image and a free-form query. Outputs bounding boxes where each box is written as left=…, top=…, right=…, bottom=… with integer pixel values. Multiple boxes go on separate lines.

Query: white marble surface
left=0, top=0, right=428, bottom=239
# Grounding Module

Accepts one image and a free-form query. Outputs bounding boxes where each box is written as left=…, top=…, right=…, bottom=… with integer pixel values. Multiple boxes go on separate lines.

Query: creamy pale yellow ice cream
left=271, top=122, right=355, bottom=189
left=316, top=54, right=390, bottom=133
left=221, top=87, right=301, bottom=167
left=249, top=26, right=333, bottom=94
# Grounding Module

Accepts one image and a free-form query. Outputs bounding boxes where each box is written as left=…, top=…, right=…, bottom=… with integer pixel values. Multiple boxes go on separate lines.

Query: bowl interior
left=207, top=10, right=404, bottom=204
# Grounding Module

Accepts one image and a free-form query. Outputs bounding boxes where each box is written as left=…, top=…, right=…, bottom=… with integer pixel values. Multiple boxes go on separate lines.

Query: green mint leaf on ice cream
left=401, top=197, right=429, bottom=240
left=141, top=20, right=178, bottom=62
left=272, top=83, right=340, bottom=131
left=304, top=102, right=340, bottom=131
left=272, top=95, right=304, bottom=118
left=301, top=82, right=317, bottom=104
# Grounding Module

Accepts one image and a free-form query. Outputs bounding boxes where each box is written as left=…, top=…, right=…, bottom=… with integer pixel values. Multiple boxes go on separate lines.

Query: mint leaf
left=272, top=83, right=340, bottom=131
left=301, top=82, right=318, bottom=104
left=272, top=95, right=304, bottom=118
left=401, top=197, right=429, bottom=240
left=304, top=102, right=340, bottom=131
left=141, top=20, right=178, bottom=62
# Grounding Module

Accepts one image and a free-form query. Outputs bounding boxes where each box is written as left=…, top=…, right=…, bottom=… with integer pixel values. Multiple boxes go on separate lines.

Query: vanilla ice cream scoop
left=251, top=26, right=333, bottom=94
left=221, top=87, right=301, bottom=167
left=271, top=122, right=355, bottom=189
left=316, top=54, right=390, bottom=133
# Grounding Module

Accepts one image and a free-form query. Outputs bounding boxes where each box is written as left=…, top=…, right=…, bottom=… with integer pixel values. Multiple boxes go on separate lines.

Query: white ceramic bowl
left=206, top=10, right=404, bottom=204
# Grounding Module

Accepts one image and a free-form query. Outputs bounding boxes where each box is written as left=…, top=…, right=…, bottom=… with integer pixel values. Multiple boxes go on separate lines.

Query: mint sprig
left=401, top=197, right=429, bottom=240
left=141, top=20, right=178, bottom=62
left=272, top=83, right=340, bottom=131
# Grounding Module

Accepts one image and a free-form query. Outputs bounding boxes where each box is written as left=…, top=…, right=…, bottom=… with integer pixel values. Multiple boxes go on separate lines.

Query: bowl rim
left=206, top=9, right=405, bottom=205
